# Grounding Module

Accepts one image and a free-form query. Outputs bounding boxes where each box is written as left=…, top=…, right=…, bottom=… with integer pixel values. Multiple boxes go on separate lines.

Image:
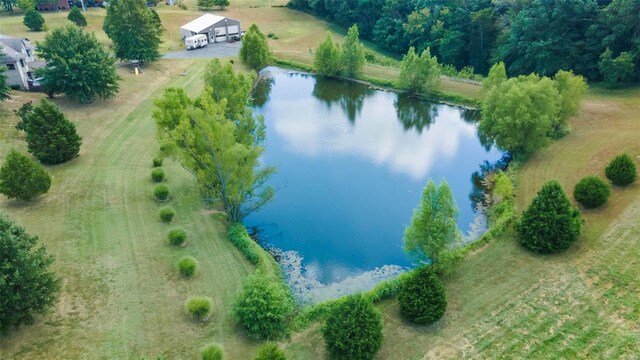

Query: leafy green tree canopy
left=204, top=59, right=253, bottom=119
left=23, top=9, right=44, bottom=31
left=599, top=49, right=636, bottom=88
left=398, top=266, right=447, bottom=325
left=37, top=25, right=120, bottom=102
left=240, top=23, right=271, bottom=71
left=517, top=180, right=582, bottom=253
left=398, top=46, right=440, bottom=94
left=16, top=0, right=34, bottom=11
left=322, top=294, right=383, bottom=360
left=0, top=149, right=51, bottom=201
left=314, top=32, right=342, bottom=77
left=0, top=211, right=60, bottom=333
left=553, top=70, right=587, bottom=134
left=67, top=6, right=87, bottom=27
left=25, top=99, right=82, bottom=164
left=103, top=0, right=161, bottom=64
left=341, top=24, right=366, bottom=78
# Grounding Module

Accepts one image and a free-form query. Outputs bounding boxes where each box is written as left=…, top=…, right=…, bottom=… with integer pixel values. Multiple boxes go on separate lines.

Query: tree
left=213, top=0, right=229, bottom=9
left=23, top=9, right=44, bottom=31
left=197, top=0, right=214, bottom=9
left=517, top=180, right=582, bottom=253
left=25, top=99, right=82, bottom=164
left=254, top=343, right=287, bottom=360
left=479, top=74, right=560, bottom=158
left=1, top=0, right=16, bottom=12
left=598, top=49, right=636, bottom=88
left=154, top=85, right=273, bottom=222
left=240, top=23, right=271, bottom=71
left=37, top=25, right=120, bottom=103
left=322, top=294, right=383, bottom=360
left=203, top=59, right=252, bottom=119
left=483, top=62, right=507, bottom=91
left=233, top=271, right=293, bottom=340
left=341, top=24, right=366, bottom=78
left=403, top=180, right=461, bottom=269
left=0, top=212, right=60, bottom=333
left=397, top=266, right=447, bottom=325
left=16, top=0, right=35, bottom=11
left=0, top=50, right=9, bottom=101
left=605, top=153, right=637, bottom=186
left=67, top=6, right=87, bottom=27
left=149, top=8, right=163, bottom=32
left=14, top=101, right=33, bottom=130
left=553, top=70, right=587, bottom=135
left=573, top=176, right=610, bottom=209
left=314, top=33, right=342, bottom=77
left=0, top=149, right=51, bottom=201
left=103, top=0, right=161, bottom=64
left=398, top=46, right=440, bottom=94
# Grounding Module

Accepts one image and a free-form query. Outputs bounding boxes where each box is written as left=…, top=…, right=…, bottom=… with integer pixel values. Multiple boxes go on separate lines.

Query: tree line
left=289, top=0, right=640, bottom=86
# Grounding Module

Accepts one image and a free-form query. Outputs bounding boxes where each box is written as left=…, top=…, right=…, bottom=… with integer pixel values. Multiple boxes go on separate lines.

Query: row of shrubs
left=573, top=153, right=636, bottom=209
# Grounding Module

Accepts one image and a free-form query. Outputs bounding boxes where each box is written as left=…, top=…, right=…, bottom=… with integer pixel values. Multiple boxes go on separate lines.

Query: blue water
left=245, top=68, right=502, bottom=299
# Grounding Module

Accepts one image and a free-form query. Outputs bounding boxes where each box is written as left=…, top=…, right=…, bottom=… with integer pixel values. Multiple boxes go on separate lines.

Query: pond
left=245, top=67, right=503, bottom=304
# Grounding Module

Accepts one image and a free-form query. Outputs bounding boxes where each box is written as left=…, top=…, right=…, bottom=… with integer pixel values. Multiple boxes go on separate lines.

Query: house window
left=6, top=64, right=15, bottom=70
left=20, top=59, right=25, bottom=67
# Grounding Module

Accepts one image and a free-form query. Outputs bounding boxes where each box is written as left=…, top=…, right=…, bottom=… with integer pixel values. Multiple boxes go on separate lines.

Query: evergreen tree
left=314, top=33, right=341, bottom=77
left=398, top=46, right=440, bottom=94
left=0, top=211, right=60, bottom=333
left=403, top=180, right=461, bottom=269
left=0, top=50, right=9, bottom=101
left=0, top=149, right=51, bottom=201
left=322, top=294, right=383, bottom=360
left=213, top=0, right=229, bottom=9
left=605, top=153, right=637, bottom=186
left=25, top=99, right=82, bottom=164
left=37, top=25, right=119, bottom=103
left=197, top=0, right=214, bottom=9
left=341, top=24, right=366, bottom=78
left=240, top=23, right=271, bottom=71
left=67, top=6, right=87, bottom=27
left=103, top=0, right=161, bottom=64
left=517, top=180, right=582, bottom=253
left=398, top=266, right=447, bottom=325
left=23, top=8, right=44, bottom=31
left=13, top=101, right=33, bottom=130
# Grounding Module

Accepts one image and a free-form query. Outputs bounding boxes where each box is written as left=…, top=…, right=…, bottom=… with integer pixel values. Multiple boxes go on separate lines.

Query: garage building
left=180, top=14, right=241, bottom=43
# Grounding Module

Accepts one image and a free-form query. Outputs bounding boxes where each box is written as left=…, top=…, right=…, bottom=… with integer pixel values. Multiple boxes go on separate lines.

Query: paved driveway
left=163, top=41, right=241, bottom=59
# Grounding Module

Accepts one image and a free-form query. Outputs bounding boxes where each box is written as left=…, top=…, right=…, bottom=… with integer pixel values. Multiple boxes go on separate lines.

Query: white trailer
left=185, top=34, right=208, bottom=50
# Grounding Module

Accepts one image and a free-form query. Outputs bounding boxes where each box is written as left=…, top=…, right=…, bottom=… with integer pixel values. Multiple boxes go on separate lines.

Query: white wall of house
left=4, top=60, right=30, bottom=89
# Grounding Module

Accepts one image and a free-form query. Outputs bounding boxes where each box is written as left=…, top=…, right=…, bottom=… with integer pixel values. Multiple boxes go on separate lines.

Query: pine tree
left=0, top=211, right=60, bottom=333
left=0, top=149, right=51, bottom=201
left=517, top=180, right=582, bottom=253
left=67, top=6, right=87, bottom=27
left=398, top=266, right=447, bottom=325
left=25, top=100, right=82, bottom=164
left=23, top=8, right=44, bottom=31
left=240, top=23, right=270, bottom=71
left=398, top=46, right=440, bottom=94
left=314, top=33, right=341, bottom=77
left=103, top=0, right=161, bottom=64
left=340, top=25, right=366, bottom=78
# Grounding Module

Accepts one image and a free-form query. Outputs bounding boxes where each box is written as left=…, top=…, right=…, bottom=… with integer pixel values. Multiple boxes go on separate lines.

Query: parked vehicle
left=228, top=31, right=246, bottom=43
left=185, top=34, right=208, bottom=50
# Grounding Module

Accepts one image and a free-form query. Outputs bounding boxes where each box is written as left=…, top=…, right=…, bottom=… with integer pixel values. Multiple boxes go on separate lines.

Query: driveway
left=163, top=41, right=241, bottom=59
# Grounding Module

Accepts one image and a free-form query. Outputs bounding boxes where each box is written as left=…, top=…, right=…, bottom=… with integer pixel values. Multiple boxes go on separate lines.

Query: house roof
left=0, top=34, right=33, bottom=52
left=0, top=43, right=25, bottom=64
left=180, top=13, right=230, bottom=33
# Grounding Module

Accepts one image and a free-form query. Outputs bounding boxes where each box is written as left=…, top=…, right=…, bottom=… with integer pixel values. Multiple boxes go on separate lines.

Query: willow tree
left=153, top=85, right=274, bottom=222
left=398, top=46, right=440, bottom=94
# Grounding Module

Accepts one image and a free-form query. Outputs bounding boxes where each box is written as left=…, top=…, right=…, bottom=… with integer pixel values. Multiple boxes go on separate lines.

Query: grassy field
left=1, top=2, right=640, bottom=360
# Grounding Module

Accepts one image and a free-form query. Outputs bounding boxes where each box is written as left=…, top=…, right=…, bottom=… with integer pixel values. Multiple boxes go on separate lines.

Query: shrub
left=605, top=153, right=637, bottom=186
left=227, top=223, right=260, bottom=265
left=573, top=176, right=611, bottom=208
left=158, top=206, right=175, bottom=223
left=25, top=99, right=82, bottom=164
left=323, top=294, right=383, bottom=360
left=151, top=168, right=165, bottom=183
left=201, top=344, right=223, bottom=360
left=23, top=9, right=45, bottom=31
left=153, top=184, right=170, bottom=201
left=67, top=6, right=87, bottom=27
left=254, top=342, right=287, bottom=360
left=234, top=271, right=293, bottom=340
left=517, top=180, right=582, bottom=253
left=0, top=149, right=51, bottom=201
left=152, top=157, right=163, bottom=167
left=397, top=266, right=447, bottom=325
left=177, top=256, right=198, bottom=278
left=167, top=228, right=187, bottom=246
left=185, top=296, right=213, bottom=321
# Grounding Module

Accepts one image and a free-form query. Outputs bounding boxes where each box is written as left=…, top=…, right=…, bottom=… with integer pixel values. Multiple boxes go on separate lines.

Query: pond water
left=245, top=67, right=502, bottom=303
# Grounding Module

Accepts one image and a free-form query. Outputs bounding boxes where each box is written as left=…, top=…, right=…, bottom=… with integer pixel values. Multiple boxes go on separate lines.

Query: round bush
left=322, top=294, right=383, bottom=360
left=605, top=153, right=637, bottom=186
left=201, top=344, right=223, bottom=360
left=254, top=342, right=287, bottom=360
left=152, top=157, right=164, bottom=167
left=573, top=176, right=611, bottom=208
left=185, top=296, right=213, bottom=321
left=168, top=228, right=187, bottom=246
left=517, top=180, right=582, bottom=253
left=158, top=206, right=175, bottom=223
left=177, top=256, right=199, bottom=278
left=398, top=266, right=447, bottom=325
left=154, top=184, right=170, bottom=201
left=151, top=168, right=165, bottom=183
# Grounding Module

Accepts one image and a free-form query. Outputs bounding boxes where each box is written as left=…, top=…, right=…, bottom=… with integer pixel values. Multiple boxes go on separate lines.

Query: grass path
left=0, top=60, right=263, bottom=359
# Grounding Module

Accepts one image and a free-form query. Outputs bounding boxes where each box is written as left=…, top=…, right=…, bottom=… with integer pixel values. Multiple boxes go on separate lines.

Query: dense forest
left=288, top=0, right=640, bottom=83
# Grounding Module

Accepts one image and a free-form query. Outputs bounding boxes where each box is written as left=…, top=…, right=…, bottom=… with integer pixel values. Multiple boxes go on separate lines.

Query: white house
left=0, top=35, right=39, bottom=90
left=180, top=13, right=241, bottom=43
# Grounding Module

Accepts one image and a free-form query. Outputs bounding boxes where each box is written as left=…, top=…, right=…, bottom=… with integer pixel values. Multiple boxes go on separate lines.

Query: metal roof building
left=180, top=14, right=241, bottom=43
